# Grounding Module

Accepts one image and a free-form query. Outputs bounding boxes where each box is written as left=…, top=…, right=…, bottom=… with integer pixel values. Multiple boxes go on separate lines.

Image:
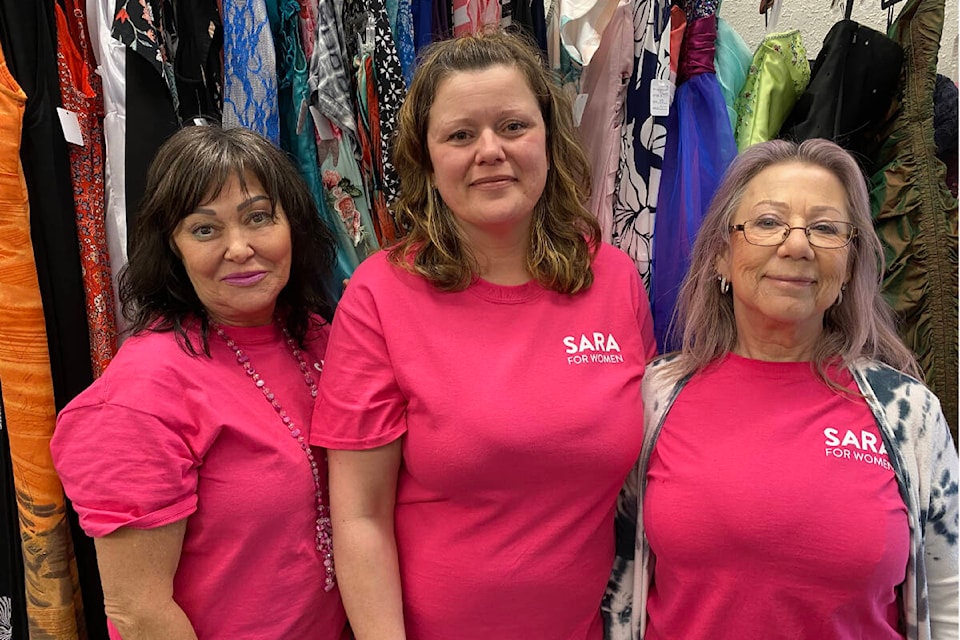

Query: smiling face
left=717, top=161, right=853, bottom=356
left=171, top=172, right=292, bottom=327
left=425, top=64, right=549, bottom=250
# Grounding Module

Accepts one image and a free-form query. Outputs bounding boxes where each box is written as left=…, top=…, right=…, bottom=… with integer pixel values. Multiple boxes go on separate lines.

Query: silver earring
left=719, top=275, right=730, bottom=294
left=836, top=284, right=847, bottom=306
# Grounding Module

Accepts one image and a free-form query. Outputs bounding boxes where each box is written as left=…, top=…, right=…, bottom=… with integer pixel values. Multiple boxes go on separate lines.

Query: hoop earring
left=718, top=275, right=730, bottom=294
left=835, top=284, right=847, bottom=306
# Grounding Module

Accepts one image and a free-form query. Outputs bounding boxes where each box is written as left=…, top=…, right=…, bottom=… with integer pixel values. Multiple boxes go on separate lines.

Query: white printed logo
left=823, top=427, right=891, bottom=469
left=563, top=332, right=623, bottom=365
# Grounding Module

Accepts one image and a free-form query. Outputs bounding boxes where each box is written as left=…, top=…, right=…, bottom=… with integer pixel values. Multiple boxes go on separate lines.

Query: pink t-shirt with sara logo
left=644, top=354, right=909, bottom=640
left=313, top=245, right=657, bottom=640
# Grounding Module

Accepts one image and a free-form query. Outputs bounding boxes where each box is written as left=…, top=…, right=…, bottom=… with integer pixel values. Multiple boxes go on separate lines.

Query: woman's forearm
left=334, top=514, right=406, bottom=640
left=94, top=521, right=194, bottom=640
left=105, top=597, right=197, bottom=640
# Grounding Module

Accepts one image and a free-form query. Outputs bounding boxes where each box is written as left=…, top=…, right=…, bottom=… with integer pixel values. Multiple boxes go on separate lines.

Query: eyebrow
left=433, top=107, right=534, bottom=128
left=192, top=195, right=271, bottom=216
left=750, top=200, right=845, bottom=216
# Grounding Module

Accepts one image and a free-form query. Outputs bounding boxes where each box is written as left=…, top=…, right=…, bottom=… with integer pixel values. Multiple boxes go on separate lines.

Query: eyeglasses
left=730, top=217, right=858, bottom=249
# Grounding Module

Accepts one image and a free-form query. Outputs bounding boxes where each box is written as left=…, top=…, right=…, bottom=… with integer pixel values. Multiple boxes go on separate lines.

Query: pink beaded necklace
left=212, top=319, right=336, bottom=592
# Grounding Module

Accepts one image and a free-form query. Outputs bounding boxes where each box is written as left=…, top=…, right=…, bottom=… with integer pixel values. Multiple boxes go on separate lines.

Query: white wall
left=719, top=0, right=958, bottom=82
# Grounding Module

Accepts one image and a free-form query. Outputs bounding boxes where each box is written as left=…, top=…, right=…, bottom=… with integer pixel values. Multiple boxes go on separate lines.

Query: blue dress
left=651, top=10, right=737, bottom=351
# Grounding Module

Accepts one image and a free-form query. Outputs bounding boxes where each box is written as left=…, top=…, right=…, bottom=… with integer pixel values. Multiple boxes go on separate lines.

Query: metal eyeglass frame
left=729, top=219, right=858, bottom=249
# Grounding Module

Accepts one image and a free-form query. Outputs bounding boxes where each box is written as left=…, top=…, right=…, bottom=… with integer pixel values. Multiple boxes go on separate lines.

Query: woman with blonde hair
left=312, top=29, right=657, bottom=640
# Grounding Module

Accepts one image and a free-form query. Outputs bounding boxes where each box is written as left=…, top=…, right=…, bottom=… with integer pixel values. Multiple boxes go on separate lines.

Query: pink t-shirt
left=51, top=320, right=347, bottom=639
left=313, top=244, right=657, bottom=640
left=643, top=354, right=909, bottom=640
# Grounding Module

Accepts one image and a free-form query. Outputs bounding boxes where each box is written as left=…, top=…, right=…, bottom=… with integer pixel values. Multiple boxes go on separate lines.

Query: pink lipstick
left=222, top=272, right=267, bottom=286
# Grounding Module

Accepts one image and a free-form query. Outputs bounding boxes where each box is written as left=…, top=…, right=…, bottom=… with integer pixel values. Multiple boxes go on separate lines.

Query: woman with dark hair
left=312, top=29, right=657, bottom=640
left=605, top=138, right=958, bottom=640
left=51, top=126, right=348, bottom=639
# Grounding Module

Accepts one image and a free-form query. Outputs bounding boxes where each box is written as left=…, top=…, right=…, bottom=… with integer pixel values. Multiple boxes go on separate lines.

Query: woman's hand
left=94, top=520, right=197, bottom=640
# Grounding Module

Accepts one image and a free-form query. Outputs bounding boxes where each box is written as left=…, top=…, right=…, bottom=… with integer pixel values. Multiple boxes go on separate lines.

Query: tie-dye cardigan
left=604, top=356, right=959, bottom=640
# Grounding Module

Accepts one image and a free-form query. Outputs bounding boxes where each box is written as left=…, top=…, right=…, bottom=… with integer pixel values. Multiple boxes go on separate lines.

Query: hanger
left=880, top=0, right=906, bottom=30
left=358, top=12, right=376, bottom=56
left=759, top=0, right=781, bottom=31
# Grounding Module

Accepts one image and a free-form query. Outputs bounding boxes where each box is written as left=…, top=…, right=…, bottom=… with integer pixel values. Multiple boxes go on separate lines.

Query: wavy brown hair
left=665, top=138, right=920, bottom=386
left=119, top=125, right=337, bottom=355
left=389, top=28, right=601, bottom=293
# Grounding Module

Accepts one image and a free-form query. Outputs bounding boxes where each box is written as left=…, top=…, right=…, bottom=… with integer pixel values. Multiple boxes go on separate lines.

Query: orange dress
left=0, top=40, right=85, bottom=640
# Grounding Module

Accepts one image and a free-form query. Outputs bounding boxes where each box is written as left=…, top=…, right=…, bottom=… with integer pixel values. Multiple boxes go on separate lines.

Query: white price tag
left=573, top=93, right=589, bottom=127
left=649, top=79, right=674, bottom=117
left=56, top=107, right=84, bottom=146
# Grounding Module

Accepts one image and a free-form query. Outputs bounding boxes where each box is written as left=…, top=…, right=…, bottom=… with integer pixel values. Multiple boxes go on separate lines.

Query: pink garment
left=643, top=354, right=908, bottom=640
left=313, top=244, right=657, bottom=640
left=579, top=0, right=633, bottom=243
left=52, top=320, right=347, bottom=639
left=451, top=0, right=501, bottom=36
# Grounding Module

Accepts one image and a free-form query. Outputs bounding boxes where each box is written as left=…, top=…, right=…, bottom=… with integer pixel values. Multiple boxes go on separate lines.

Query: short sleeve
left=311, top=268, right=407, bottom=450
left=51, top=401, right=199, bottom=537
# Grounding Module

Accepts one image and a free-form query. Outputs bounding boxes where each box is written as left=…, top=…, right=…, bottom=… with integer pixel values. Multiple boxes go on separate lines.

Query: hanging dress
left=0, top=0, right=93, bottom=407
left=389, top=0, right=416, bottom=84
left=310, top=0, right=383, bottom=254
left=869, top=0, right=958, bottom=441
left=714, top=15, right=751, bottom=134
left=578, top=0, right=634, bottom=242
left=610, top=0, right=672, bottom=287
left=355, top=46, right=400, bottom=243
left=452, top=0, right=500, bottom=35
left=343, top=0, right=406, bottom=222
left=55, top=0, right=117, bottom=378
left=0, top=389, right=28, bottom=638
left=370, top=0, right=407, bottom=206
left=173, top=2, right=223, bottom=125
left=412, top=0, right=433, bottom=53
left=112, top=0, right=180, bottom=226
left=513, top=0, right=549, bottom=54
left=651, top=5, right=737, bottom=351
left=780, top=17, right=903, bottom=167
left=933, top=74, right=958, bottom=197
left=222, top=0, right=280, bottom=144
left=559, top=0, right=620, bottom=67
left=433, top=0, right=451, bottom=40
left=268, top=0, right=358, bottom=294
left=87, top=0, right=131, bottom=336
left=0, top=35, right=85, bottom=639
